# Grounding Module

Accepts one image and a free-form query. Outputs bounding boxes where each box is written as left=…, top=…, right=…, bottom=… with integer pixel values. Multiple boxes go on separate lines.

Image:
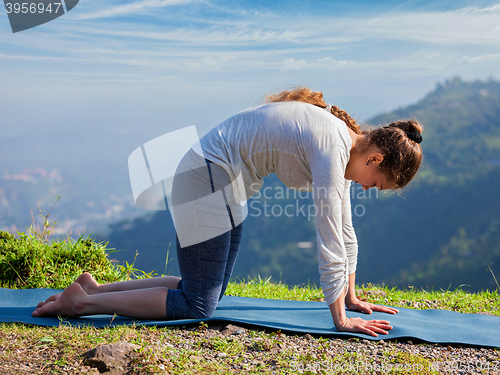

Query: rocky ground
left=2, top=322, right=497, bottom=374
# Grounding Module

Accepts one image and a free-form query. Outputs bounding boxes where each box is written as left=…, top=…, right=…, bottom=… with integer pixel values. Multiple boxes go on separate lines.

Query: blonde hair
left=265, top=87, right=363, bottom=135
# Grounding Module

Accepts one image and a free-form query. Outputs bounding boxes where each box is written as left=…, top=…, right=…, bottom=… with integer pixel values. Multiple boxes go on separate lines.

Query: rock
left=83, top=342, right=140, bottom=374
left=216, top=352, right=227, bottom=358
left=303, top=334, right=314, bottom=341
left=204, top=330, right=218, bottom=338
left=220, top=324, right=244, bottom=336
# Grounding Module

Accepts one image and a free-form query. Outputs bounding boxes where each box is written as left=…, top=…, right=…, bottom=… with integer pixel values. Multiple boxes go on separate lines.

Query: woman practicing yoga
left=33, top=88, right=423, bottom=337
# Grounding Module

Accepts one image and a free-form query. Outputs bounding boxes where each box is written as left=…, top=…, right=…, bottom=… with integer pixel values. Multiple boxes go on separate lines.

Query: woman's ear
left=368, top=152, right=384, bottom=165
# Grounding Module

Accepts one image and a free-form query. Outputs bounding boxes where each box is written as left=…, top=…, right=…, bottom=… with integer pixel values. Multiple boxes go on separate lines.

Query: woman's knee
left=166, top=288, right=218, bottom=320
left=190, top=305, right=217, bottom=320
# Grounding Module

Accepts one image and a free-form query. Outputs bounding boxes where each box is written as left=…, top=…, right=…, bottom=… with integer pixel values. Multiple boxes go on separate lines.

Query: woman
left=33, top=88, right=423, bottom=337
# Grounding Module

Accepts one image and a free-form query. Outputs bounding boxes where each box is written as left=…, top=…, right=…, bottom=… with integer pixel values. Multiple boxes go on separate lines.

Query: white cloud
left=26, top=1, right=497, bottom=69
left=317, top=57, right=353, bottom=69
left=466, top=52, right=500, bottom=63
left=283, top=58, right=306, bottom=70
left=345, top=5, right=500, bottom=45
left=0, top=53, right=87, bottom=62
left=1, top=1, right=499, bottom=114
left=73, top=0, right=196, bottom=20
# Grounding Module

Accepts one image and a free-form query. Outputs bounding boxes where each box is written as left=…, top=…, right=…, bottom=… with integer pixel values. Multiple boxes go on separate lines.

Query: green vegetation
left=370, top=77, right=500, bottom=185
left=0, top=204, right=154, bottom=289
left=0, top=229, right=499, bottom=374
left=0, top=230, right=127, bottom=289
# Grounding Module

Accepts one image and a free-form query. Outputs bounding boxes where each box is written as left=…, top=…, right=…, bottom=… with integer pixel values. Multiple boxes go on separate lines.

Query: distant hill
left=100, top=77, right=500, bottom=292
left=369, top=77, right=500, bottom=184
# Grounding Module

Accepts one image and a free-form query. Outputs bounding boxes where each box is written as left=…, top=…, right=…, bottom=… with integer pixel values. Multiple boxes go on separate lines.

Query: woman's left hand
left=346, top=298, right=399, bottom=315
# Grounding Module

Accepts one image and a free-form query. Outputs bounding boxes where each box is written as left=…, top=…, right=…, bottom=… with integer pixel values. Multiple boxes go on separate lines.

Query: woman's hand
left=336, top=316, right=393, bottom=337
left=346, top=297, right=399, bottom=315
left=329, top=288, right=396, bottom=337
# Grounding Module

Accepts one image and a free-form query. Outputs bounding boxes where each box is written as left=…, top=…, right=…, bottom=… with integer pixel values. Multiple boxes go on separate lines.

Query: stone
left=220, top=324, right=244, bottom=336
left=83, top=342, right=140, bottom=374
left=204, top=330, right=218, bottom=338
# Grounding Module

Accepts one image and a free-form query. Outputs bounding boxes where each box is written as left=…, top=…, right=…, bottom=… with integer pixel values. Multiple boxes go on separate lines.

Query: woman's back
left=193, top=101, right=353, bottom=199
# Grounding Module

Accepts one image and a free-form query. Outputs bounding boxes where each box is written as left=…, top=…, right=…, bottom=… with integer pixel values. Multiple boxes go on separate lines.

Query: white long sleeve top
left=192, top=101, right=358, bottom=306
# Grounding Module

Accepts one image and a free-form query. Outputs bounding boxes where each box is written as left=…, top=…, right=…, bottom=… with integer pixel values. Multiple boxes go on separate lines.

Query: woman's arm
left=311, top=151, right=393, bottom=336
left=345, top=272, right=400, bottom=315
left=345, top=270, right=357, bottom=306
left=341, top=180, right=399, bottom=315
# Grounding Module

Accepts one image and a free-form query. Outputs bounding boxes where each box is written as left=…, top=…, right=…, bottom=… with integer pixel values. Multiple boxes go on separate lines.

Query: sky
left=1, top=0, right=500, bottom=140
left=1, top=0, right=500, bottom=235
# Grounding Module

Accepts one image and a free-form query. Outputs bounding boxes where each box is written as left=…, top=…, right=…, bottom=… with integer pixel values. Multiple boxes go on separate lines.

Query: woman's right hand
left=336, top=316, right=393, bottom=337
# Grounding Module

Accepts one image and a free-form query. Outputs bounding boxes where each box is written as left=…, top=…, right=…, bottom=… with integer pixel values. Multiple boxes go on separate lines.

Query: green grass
left=0, top=230, right=125, bottom=289
left=0, top=202, right=156, bottom=289
left=0, top=218, right=499, bottom=374
left=226, top=276, right=500, bottom=316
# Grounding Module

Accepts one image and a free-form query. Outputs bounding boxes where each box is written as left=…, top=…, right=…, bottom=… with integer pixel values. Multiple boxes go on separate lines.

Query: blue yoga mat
left=1, top=288, right=499, bottom=348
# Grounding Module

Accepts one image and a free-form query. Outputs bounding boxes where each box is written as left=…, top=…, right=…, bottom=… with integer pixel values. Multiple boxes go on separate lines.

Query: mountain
left=369, top=77, right=500, bottom=184
left=93, top=78, right=500, bottom=292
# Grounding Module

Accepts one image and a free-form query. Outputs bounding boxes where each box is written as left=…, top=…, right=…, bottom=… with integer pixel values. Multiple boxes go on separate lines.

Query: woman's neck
left=346, top=126, right=366, bottom=155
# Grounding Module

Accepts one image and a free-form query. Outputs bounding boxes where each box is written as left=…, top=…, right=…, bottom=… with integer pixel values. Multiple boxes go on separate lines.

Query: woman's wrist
left=329, top=294, right=349, bottom=328
left=345, top=272, right=357, bottom=307
left=345, top=292, right=358, bottom=307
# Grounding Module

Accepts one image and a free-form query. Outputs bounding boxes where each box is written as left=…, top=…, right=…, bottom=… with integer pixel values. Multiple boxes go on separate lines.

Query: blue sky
left=1, top=0, right=500, bottom=141
left=1, top=0, right=500, bottom=234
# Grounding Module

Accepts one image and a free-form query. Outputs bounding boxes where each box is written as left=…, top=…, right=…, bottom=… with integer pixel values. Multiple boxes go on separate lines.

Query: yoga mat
left=1, top=288, right=499, bottom=348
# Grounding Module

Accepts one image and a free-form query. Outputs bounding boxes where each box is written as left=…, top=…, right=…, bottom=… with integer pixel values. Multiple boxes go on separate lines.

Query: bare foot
left=36, top=272, right=100, bottom=309
left=36, top=293, right=61, bottom=308
left=75, top=272, right=100, bottom=295
left=32, top=282, right=88, bottom=318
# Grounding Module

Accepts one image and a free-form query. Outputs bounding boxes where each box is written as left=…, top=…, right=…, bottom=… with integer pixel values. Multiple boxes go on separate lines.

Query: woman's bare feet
left=32, top=282, right=88, bottom=318
left=36, top=272, right=100, bottom=309
left=75, top=272, right=100, bottom=295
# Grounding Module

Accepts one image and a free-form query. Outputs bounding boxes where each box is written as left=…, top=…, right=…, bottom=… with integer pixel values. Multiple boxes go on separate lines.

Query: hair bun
left=406, top=128, right=423, bottom=144
left=388, top=120, right=423, bottom=144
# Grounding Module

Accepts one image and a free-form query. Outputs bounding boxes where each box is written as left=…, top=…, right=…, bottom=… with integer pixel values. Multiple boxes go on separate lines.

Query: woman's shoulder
left=231, top=101, right=339, bottom=124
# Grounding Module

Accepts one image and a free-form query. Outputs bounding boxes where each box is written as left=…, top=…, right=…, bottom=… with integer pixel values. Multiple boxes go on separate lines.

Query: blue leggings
left=166, top=152, right=243, bottom=319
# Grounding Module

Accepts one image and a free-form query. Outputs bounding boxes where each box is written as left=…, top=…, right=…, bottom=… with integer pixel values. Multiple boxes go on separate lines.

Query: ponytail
left=265, top=87, right=364, bottom=135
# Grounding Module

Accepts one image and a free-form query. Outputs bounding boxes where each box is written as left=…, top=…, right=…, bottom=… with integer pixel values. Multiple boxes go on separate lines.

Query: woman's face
left=353, top=166, right=391, bottom=191
left=347, top=152, right=392, bottom=191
